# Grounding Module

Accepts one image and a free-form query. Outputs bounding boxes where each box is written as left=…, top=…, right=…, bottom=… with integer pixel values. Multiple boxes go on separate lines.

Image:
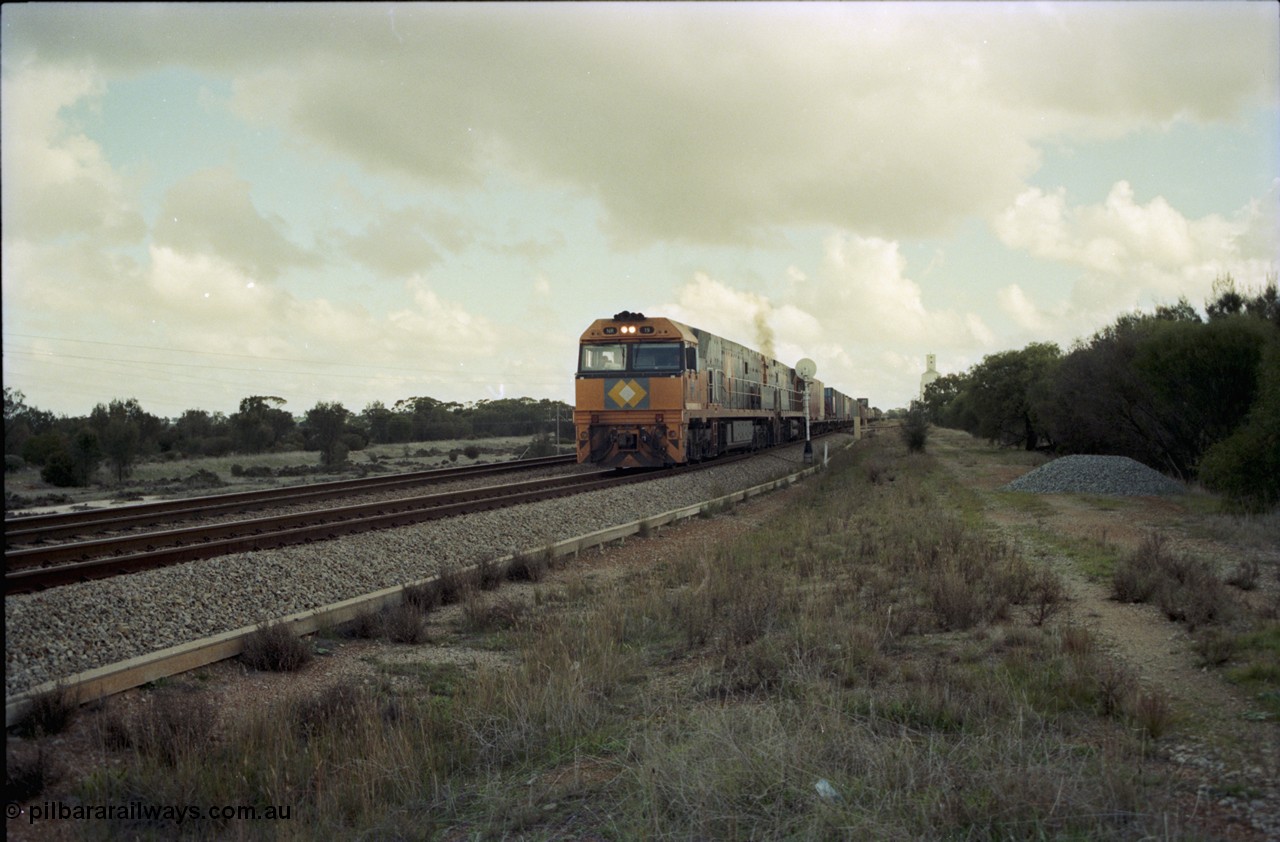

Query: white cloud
left=660, top=237, right=994, bottom=408
left=13, top=4, right=1272, bottom=247
left=334, top=205, right=452, bottom=278
left=154, top=168, right=317, bottom=281
left=994, top=180, right=1276, bottom=325
left=997, top=283, right=1051, bottom=333
left=0, top=62, right=144, bottom=243
left=808, top=233, right=994, bottom=348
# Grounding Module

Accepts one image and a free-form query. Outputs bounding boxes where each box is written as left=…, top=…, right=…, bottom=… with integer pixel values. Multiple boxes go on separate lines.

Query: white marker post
left=796, top=358, right=817, bottom=465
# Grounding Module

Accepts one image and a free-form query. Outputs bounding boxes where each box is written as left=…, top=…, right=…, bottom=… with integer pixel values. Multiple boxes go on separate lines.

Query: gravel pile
left=1002, top=454, right=1185, bottom=496
left=5, top=440, right=847, bottom=697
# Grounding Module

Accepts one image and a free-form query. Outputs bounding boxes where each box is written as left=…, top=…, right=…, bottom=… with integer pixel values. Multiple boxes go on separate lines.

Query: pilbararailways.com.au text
left=9, top=800, right=292, bottom=825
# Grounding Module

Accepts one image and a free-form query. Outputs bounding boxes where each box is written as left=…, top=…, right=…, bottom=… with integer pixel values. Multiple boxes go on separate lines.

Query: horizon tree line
left=4, top=390, right=574, bottom=488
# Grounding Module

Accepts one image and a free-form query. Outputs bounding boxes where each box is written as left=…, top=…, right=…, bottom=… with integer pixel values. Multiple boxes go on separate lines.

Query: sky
left=3, top=2, right=1277, bottom=419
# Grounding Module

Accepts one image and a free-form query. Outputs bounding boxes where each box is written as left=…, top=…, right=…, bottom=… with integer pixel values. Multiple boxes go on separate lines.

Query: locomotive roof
left=579, top=315, right=698, bottom=343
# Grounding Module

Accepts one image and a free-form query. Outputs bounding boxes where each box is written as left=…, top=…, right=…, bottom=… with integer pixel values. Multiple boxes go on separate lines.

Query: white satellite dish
left=796, top=358, right=817, bottom=380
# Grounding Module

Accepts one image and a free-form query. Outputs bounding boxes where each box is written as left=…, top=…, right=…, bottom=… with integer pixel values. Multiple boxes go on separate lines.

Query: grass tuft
left=506, top=551, right=548, bottom=583
left=13, top=683, right=78, bottom=738
left=1112, top=533, right=1238, bottom=630
left=6, top=746, right=56, bottom=801
left=240, top=621, right=313, bottom=672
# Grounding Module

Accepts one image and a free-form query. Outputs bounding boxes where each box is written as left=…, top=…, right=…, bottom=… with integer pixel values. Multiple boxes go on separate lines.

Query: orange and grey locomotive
left=574, top=312, right=858, bottom=468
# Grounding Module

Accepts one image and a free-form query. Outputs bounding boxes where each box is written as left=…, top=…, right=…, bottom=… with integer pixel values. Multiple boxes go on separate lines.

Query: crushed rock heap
left=1002, top=454, right=1185, bottom=496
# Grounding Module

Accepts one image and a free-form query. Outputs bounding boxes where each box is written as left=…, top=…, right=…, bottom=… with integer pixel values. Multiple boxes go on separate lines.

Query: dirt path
left=930, top=428, right=1280, bottom=840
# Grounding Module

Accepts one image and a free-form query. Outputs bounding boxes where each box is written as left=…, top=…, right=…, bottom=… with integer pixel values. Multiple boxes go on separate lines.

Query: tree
left=362, top=401, right=395, bottom=445
left=5, top=387, right=56, bottom=457
left=304, top=402, right=351, bottom=466
left=231, top=396, right=293, bottom=453
left=41, top=428, right=101, bottom=487
left=922, top=373, right=967, bottom=427
left=1130, top=315, right=1271, bottom=477
left=966, top=343, right=1060, bottom=449
left=172, top=409, right=232, bottom=456
left=1199, top=340, right=1280, bottom=511
left=88, top=399, right=159, bottom=483
left=1207, top=274, right=1280, bottom=328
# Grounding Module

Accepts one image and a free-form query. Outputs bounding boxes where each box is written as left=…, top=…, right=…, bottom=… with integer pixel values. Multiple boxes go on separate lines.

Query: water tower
left=919, top=353, right=939, bottom=401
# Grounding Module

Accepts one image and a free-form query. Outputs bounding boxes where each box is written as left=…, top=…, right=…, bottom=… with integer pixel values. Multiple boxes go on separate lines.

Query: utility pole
left=796, top=358, right=816, bottom=465
left=545, top=404, right=566, bottom=453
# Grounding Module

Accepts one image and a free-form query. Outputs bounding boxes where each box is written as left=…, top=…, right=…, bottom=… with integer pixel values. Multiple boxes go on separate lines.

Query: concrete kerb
left=6, top=457, right=829, bottom=727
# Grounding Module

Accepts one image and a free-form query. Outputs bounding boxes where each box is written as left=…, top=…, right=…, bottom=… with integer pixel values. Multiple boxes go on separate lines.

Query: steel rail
left=4, top=454, right=576, bottom=545
left=5, top=469, right=615, bottom=572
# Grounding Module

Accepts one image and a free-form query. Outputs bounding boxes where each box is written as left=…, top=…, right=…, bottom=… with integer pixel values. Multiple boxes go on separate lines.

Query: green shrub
left=40, top=451, right=83, bottom=487
left=1198, top=341, right=1280, bottom=512
left=901, top=401, right=930, bottom=453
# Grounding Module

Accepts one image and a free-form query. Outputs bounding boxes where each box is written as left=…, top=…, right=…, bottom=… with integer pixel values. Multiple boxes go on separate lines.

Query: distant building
left=919, top=353, right=939, bottom=401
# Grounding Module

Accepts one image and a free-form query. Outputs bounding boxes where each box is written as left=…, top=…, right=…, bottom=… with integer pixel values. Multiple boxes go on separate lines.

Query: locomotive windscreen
left=580, top=344, right=625, bottom=372
left=631, top=343, right=682, bottom=371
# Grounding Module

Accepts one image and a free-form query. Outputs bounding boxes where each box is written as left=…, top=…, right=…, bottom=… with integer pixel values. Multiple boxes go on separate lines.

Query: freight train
left=574, top=312, right=860, bottom=468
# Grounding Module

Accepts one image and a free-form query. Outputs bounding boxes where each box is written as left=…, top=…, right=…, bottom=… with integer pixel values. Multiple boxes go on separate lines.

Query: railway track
left=4, top=454, right=744, bottom=594
left=4, top=454, right=576, bottom=544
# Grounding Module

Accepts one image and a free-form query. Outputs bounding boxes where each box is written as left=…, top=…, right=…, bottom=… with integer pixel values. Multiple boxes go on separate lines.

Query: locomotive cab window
left=631, top=342, right=683, bottom=372
left=580, top=343, right=626, bottom=372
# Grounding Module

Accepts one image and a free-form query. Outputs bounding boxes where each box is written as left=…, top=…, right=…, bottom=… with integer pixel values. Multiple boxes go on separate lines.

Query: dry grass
left=239, top=621, right=313, bottom=672
left=6, top=745, right=56, bottom=802
left=1112, top=533, right=1239, bottom=630
left=12, top=683, right=78, bottom=738
left=62, top=435, right=1197, bottom=839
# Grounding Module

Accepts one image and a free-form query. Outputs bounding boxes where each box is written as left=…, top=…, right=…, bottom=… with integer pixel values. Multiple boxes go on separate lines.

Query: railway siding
left=5, top=437, right=851, bottom=713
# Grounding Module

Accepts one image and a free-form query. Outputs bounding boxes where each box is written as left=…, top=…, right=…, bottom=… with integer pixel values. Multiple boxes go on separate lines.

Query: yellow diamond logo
left=608, top=378, right=648, bottom=408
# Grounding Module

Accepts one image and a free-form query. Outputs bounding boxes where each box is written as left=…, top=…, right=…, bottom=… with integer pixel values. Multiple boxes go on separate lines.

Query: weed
left=1129, top=690, right=1174, bottom=740
left=476, top=557, right=505, bottom=591
left=13, top=683, right=78, bottom=738
left=403, top=579, right=443, bottom=612
left=1112, top=533, right=1237, bottom=630
left=458, top=593, right=526, bottom=634
left=240, top=621, right=312, bottom=672
left=128, top=689, right=216, bottom=765
left=1193, top=629, right=1239, bottom=667
left=1094, top=662, right=1136, bottom=718
left=506, top=551, right=548, bottom=583
left=291, top=683, right=369, bottom=740
left=347, top=607, right=385, bottom=639
left=1025, top=567, right=1067, bottom=627
left=382, top=602, right=429, bottom=644
left=929, top=567, right=986, bottom=631
left=1059, top=625, right=1095, bottom=658
left=1226, top=558, right=1260, bottom=591
left=1112, top=536, right=1163, bottom=603
left=435, top=566, right=474, bottom=605
left=6, top=746, right=55, bottom=801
